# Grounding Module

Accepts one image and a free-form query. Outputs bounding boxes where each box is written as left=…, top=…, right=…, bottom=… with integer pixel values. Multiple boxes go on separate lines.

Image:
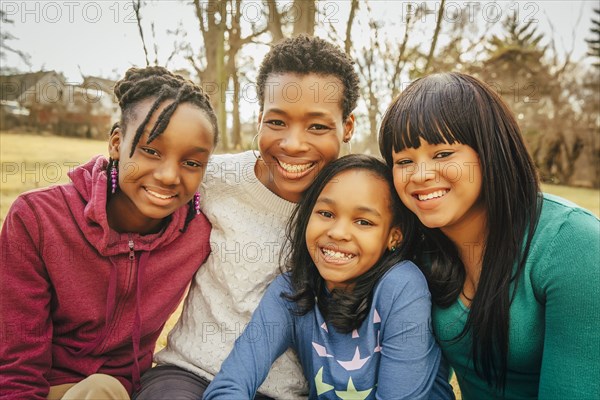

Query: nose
left=279, top=125, right=309, bottom=153
left=408, top=160, right=438, bottom=184
left=327, top=219, right=351, bottom=242
left=153, top=161, right=181, bottom=186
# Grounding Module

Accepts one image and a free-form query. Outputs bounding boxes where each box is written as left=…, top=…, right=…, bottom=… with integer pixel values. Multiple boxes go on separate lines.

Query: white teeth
left=145, top=188, right=176, bottom=199
left=278, top=160, right=314, bottom=173
left=322, top=248, right=355, bottom=260
left=417, top=190, right=448, bottom=201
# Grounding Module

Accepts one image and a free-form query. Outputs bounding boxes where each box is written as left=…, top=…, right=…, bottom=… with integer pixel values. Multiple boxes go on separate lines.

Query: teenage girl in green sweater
left=379, top=72, right=599, bottom=399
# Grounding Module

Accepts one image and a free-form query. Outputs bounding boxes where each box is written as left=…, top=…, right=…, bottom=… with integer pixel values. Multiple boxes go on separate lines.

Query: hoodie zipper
left=100, top=235, right=137, bottom=351
left=129, top=238, right=135, bottom=261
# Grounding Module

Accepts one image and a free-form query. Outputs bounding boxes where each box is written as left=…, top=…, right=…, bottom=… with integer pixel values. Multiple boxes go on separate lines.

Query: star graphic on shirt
left=312, top=342, right=334, bottom=357
left=374, top=330, right=382, bottom=353
left=335, top=377, right=373, bottom=400
left=352, top=329, right=359, bottom=338
left=321, top=322, right=328, bottom=332
left=314, top=367, right=334, bottom=395
left=373, top=309, right=381, bottom=323
left=337, top=347, right=370, bottom=371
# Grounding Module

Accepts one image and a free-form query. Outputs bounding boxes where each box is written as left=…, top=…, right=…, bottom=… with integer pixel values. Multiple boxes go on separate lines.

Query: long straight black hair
left=280, top=154, right=414, bottom=333
left=378, top=72, right=541, bottom=390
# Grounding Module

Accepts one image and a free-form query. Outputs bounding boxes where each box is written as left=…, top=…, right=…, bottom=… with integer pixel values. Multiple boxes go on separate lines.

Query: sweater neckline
left=237, top=151, right=296, bottom=218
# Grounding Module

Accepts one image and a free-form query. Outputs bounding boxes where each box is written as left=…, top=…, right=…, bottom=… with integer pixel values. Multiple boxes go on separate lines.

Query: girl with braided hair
left=0, top=66, right=218, bottom=400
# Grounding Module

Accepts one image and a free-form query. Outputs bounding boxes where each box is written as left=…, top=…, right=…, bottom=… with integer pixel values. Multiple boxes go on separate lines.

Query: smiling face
left=305, top=169, right=400, bottom=291
left=256, top=73, right=354, bottom=203
left=392, top=138, right=485, bottom=240
left=107, top=98, right=215, bottom=234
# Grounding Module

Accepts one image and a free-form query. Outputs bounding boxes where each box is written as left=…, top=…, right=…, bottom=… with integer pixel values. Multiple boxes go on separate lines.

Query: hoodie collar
left=67, top=155, right=190, bottom=256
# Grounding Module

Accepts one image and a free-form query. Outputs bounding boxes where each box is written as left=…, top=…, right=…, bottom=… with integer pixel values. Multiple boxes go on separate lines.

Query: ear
left=343, top=113, right=355, bottom=143
left=387, top=227, right=402, bottom=251
left=108, top=126, right=122, bottom=160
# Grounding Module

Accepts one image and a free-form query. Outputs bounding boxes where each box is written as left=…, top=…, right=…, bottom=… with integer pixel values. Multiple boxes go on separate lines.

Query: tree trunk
left=231, top=71, right=242, bottom=150
left=345, top=0, right=359, bottom=55
left=292, top=0, right=315, bottom=36
left=424, top=0, right=446, bottom=74
left=267, top=1, right=284, bottom=43
left=366, top=91, right=379, bottom=154
left=194, top=0, right=229, bottom=151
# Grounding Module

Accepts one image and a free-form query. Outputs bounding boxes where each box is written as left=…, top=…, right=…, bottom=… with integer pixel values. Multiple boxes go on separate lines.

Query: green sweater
left=433, top=194, right=600, bottom=400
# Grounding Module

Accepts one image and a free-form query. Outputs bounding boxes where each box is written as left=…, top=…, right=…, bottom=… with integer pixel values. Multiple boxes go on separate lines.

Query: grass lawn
left=541, top=183, right=599, bottom=217
left=1, top=132, right=108, bottom=224
left=1, top=131, right=597, bottom=399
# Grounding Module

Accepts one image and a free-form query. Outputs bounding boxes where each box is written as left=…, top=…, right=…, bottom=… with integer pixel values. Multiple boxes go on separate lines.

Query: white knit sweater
left=155, top=151, right=308, bottom=398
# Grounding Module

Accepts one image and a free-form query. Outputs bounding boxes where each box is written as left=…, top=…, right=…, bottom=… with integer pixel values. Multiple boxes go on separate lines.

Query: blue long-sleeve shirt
left=204, top=261, right=455, bottom=399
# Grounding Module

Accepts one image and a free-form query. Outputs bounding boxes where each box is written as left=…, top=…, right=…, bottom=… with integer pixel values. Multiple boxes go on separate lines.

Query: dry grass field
left=3, top=132, right=598, bottom=223
left=2, top=131, right=598, bottom=398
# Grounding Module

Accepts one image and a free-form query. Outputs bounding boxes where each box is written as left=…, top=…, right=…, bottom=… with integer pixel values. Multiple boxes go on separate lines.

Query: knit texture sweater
left=204, top=262, right=456, bottom=400
left=155, top=151, right=308, bottom=398
left=433, top=194, right=600, bottom=399
left=0, top=156, right=211, bottom=399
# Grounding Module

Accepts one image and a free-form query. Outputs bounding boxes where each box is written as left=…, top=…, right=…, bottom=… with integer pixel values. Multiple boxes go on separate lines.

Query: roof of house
left=81, top=76, right=117, bottom=95
left=0, top=71, right=65, bottom=101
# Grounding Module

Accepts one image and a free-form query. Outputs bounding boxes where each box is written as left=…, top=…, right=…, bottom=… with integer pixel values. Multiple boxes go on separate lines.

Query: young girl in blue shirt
left=204, top=154, right=455, bottom=400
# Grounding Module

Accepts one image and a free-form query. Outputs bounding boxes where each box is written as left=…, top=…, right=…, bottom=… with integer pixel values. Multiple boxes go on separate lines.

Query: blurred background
left=1, top=0, right=599, bottom=218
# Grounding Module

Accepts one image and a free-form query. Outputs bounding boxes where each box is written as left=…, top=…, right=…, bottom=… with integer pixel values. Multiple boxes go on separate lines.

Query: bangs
left=391, top=105, right=462, bottom=152
left=379, top=73, right=477, bottom=164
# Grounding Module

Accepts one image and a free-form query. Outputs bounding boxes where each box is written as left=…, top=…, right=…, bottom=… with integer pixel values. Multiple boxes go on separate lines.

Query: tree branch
left=345, top=0, right=359, bottom=54
left=424, top=0, right=446, bottom=73
left=133, top=0, right=150, bottom=66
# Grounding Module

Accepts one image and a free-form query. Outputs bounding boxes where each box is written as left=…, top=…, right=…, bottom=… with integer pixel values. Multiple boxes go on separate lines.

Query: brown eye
left=317, top=210, right=334, bottom=219
left=434, top=151, right=453, bottom=159
left=395, top=159, right=412, bottom=166
left=184, top=161, right=202, bottom=168
left=141, top=147, right=159, bottom=156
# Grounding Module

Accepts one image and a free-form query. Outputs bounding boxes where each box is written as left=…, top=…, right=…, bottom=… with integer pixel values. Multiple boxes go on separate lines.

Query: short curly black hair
left=257, top=35, right=360, bottom=120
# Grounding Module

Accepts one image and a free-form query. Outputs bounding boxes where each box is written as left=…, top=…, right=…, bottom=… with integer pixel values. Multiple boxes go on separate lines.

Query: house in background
left=0, top=71, right=118, bottom=139
left=0, top=71, right=66, bottom=130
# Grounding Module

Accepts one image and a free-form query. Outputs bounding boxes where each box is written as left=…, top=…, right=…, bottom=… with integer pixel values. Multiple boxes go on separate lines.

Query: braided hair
left=109, top=66, right=219, bottom=231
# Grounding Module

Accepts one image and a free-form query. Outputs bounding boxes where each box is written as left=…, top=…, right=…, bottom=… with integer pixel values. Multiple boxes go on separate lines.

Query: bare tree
left=133, top=0, right=150, bottom=66
left=292, top=0, right=316, bottom=36
left=344, top=0, right=359, bottom=55
left=266, top=1, right=285, bottom=43
left=0, top=9, right=31, bottom=68
left=423, top=0, right=446, bottom=74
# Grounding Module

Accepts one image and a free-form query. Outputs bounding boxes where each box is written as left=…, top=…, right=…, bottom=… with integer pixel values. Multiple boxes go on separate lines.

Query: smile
left=277, top=159, right=315, bottom=174
left=321, top=247, right=356, bottom=261
left=416, top=189, right=448, bottom=201
left=144, top=187, right=177, bottom=200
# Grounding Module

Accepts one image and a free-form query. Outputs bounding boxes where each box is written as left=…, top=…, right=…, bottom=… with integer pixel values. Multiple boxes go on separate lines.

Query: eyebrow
left=315, top=197, right=382, bottom=218
left=264, top=108, right=335, bottom=119
left=144, top=138, right=211, bottom=155
left=190, top=147, right=211, bottom=154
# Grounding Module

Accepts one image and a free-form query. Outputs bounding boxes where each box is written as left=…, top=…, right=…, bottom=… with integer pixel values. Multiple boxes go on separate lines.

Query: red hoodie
left=0, top=156, right=211, bottom=399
